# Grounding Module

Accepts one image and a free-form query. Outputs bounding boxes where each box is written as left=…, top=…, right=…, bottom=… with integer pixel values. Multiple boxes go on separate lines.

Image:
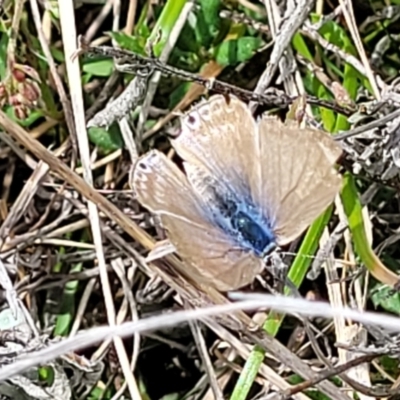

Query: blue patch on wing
left=205, top=181, right=276, bottom=256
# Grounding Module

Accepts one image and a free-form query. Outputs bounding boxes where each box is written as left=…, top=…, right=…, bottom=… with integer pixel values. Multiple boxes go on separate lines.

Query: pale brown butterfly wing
left=172, top=95, right=261, bottom=201
left=132, top=150, right=263, bottom=291
left=256, top=117, right=342, bottom=245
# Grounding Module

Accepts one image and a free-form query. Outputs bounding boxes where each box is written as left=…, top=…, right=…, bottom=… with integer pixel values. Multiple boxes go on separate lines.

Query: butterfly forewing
left=256, top=117, right=342, bottom=245
left=172, top=95, right=262, bottom=202
left=132, top=150, right=264, bottom=291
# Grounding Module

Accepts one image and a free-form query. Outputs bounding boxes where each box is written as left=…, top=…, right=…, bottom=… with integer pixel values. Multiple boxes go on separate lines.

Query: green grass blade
left=341, top=173, right=400, bottom=286
left=148, top=0, right=188, bottom=57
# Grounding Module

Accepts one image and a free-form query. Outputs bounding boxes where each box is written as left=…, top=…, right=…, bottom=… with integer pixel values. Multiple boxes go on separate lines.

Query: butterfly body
left=132, top=95, right=342, bottom=291
left=200, top=179, right=276, bottom=256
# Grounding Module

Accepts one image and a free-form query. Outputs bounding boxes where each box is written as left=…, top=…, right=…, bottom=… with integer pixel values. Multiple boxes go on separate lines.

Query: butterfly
left=132, top=95, right=342, bottom=291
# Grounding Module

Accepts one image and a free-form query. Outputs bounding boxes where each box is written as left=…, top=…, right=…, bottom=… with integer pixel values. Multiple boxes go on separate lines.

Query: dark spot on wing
left=138, top=161, right=148, bottom=170
left=187, top=114, right=196, bottom=125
